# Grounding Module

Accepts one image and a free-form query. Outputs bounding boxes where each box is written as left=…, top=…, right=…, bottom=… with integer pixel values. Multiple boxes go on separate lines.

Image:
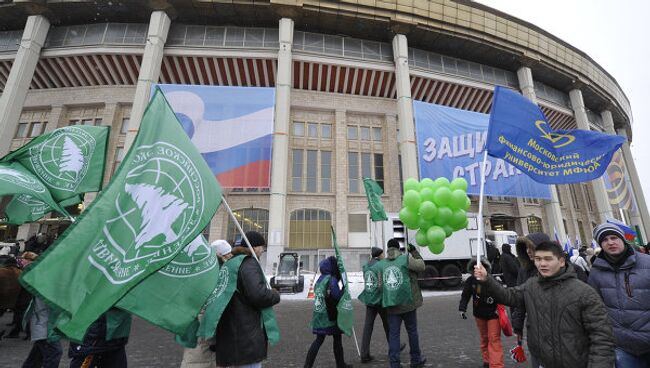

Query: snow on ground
left=273, top=272, right=463, bottom=301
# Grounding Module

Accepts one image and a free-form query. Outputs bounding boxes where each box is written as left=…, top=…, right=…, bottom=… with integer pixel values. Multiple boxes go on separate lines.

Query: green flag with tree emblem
left=0, top=162, right=71, bottom=219
left=362, top=177, right=387, bottom=221
left=4, top=194, right=82, bottom=225
left=331, top=227, right=354, bottom=336
left=20, top=88, right=223, bottom=341
left=1, top=125, right=109, bottom=202
left=116, top=234, right=220, bottom=335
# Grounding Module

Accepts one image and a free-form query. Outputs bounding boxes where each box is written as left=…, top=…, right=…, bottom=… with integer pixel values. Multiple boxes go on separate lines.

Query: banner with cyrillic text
left=414, top=101, right=550, bottom=199
left=486, top=86, right=625, bottom=184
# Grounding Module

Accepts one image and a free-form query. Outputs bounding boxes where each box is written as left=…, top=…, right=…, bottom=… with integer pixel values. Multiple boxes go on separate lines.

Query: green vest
left=358, top=261, right=382, bottom=306
left=378, top=255, right=412, bottom=308
left=178, top=255, right=279, bottom=347
left=310, top=275, right=336, bottom=330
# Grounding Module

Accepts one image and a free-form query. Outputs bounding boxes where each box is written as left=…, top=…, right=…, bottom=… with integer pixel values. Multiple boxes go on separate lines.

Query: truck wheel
left=440, top=264, right=462, bottom=288
left=418, top=265, right=439, bottom=289
left=297, top=276, right=304, bottom=292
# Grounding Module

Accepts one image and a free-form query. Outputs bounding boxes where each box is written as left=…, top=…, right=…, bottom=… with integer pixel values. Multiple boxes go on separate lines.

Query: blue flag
left=487, top=86, right=625, bottom=184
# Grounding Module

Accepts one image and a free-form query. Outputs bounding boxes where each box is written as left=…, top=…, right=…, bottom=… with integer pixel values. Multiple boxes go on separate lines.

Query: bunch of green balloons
left=399, top=177, right=471, bottom=255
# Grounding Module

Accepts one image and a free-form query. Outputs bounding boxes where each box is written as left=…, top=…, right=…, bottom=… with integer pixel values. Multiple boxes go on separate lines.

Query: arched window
left=289, top=209, right=332, bottom=249
left=527, top=216, right=543, bottom=234
left=226, top=208, right=269, bottom=245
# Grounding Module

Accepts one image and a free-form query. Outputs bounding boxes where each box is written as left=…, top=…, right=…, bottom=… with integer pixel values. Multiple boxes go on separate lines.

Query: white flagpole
left=221, top=195, right=271, bottom=289
left=476, top=150, right=488, bottom=265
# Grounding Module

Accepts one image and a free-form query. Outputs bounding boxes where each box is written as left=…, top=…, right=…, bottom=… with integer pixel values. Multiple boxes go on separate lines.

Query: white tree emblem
left=314, top=292, right=325, bottom=312
left=364, top=271, right=378, bottom=292
left=383, top=266, right=403, bottom=291
left=125, top=183, right=189, bottom=250
left=59, top=136, right=84, bottom=178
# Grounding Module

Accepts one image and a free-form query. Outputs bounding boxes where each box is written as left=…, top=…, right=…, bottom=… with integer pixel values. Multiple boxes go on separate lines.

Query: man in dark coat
left=214, top=231, right=280, bottom=368
left=589, top=223, right=650, bottom=367
left=499, top=244, right=519, bottom=287
left=474, top=241, right=615, bottom=368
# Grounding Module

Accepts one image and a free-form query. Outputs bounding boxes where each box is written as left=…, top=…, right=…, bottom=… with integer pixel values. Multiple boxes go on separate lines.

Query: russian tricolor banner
left=157, top=84, right=274, bottom=188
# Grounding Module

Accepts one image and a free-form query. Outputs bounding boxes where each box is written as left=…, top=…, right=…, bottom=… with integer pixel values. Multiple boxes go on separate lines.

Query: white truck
left=486, top=230, right=519, bottom=256
left=382, top=213, right=487, bottom=288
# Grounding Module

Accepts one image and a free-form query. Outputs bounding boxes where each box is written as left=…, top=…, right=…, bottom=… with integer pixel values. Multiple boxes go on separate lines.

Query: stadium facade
left=0, top=0, right=647, bottom=272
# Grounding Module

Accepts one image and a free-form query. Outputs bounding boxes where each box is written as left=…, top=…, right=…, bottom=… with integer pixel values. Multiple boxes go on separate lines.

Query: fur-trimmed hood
left=516, top=232, right=551, bottom=267
left=231, top=246, right=253, bottom=257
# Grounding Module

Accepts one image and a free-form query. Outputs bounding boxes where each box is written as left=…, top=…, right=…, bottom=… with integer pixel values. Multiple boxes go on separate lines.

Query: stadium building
left=0, top=0, right=647, bottom=272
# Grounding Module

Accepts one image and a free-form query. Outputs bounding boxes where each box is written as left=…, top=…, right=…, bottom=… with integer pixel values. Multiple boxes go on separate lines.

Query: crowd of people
left=1, top=222, right=649, bottom=367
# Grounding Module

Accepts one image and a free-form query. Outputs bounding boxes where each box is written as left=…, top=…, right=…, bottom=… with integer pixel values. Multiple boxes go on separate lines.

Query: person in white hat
left=211, top=240, right=233, bottom=264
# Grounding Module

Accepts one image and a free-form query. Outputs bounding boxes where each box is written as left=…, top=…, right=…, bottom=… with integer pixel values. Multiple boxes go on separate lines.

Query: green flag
left=331, top=226, right=354, bottom=336
left=116, top=234, right=220, bottom=335
left=20, top=88, right=223, bottom=341
left=4, top=194, right=82, bottom=225
left=0, top=162, right=70, bottom=219
left=1, top=125, right=109, bottom=202
left=362, top=177, right=387, bottom=221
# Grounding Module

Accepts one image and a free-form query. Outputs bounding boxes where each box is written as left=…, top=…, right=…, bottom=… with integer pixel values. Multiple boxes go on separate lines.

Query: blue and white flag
left=156, top=84, right=274, bottom=188
left=554, top=227, right=561, bottom=245
left=487, top=86, right=625, bottom=184
left=414, top=101, right=550, bottom=199
left=606, top=217, right=637, bottom=241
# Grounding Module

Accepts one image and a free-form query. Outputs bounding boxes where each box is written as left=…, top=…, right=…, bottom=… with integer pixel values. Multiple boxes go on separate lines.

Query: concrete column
left=0, top=15, right=50, bottom=156
left=569, top=89, right=614, bottom=223
left=334, top=110, right=348, bottom=246
left=607, top=111, right=650, bottom=238
left=266, top=18, right=293, bottom=273
left=392, top=34, right=418, bottom=180
left=45, top=105, right=65, bottom=132
left=123, top=11, right=171, bottom=151
left=517, top=66, right=566, bottom=240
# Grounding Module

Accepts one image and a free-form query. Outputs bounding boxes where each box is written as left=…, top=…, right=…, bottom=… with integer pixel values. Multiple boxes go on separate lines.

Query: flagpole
left=476, top=150, right=488, bottom=265
left=221, top=195, right=271, bottom=289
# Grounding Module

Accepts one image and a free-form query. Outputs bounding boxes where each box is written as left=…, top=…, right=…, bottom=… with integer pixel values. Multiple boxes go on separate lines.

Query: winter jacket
left=386, top=246, right=425, bottom=315
left=27, top=297, right=51, bottom=341
left=312, top=256, right=343, bottom=335
left=499, top=251, right=520, bottom=287
left=214, top=247, right=281, bottom=366
left=511, top=236, right=538, bottom=335
left=459, top=275, right=498, bottom=320
left=588, top=244, right=650, bottom=356
left=483, top=266, right=615, bottom=368
left=68, top=309, right=131, bottom=357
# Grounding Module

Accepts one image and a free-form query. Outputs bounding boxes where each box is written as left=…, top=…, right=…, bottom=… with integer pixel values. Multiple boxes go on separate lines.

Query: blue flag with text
left=486, top=86, right=625, bottom=184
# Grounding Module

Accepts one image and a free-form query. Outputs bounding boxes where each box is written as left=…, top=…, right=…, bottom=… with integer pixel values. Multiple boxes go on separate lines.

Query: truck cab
left=485, top=230, right=518, bottom=256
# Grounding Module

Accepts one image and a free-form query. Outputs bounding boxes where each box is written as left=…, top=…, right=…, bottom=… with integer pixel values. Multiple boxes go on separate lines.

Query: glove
left=510, top=341, right=527, bottom=363
left=459, top=311, right=467, bottom=320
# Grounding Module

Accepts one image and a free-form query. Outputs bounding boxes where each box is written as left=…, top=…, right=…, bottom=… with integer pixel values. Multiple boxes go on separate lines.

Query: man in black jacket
left=214, top=231, right=280, bottom=368
left=499, top=244, right=519, bottom=288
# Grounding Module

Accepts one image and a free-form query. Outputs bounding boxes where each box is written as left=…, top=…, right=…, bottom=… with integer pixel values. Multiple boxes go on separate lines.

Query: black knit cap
left=371, top=247, right=384, bottom=258
left=387, top=238, right=401, bottom=249
left=238, top=231, right=266, bottom=247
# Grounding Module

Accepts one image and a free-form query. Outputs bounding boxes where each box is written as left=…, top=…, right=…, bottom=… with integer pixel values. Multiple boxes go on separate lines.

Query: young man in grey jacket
left=474, top=240, right=615, bottom=368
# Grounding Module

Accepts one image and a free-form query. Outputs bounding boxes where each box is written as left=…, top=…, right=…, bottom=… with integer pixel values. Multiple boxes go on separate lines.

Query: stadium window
left=120, top=117, right=130, bottom=134
left=15, top=123, right=29, bottom=138
left=360, top=126, right=370, bottom=140
left=347, top=126, right=358, bottom=140
left=291, top=149, right=331, bottom=193
left=321, top=124, right=332, bottom=139
left=372, top=127, right=382, bottom=141
left=348, top=151, right=384, bottom=193
left=293, top=121, right=304, bottom=136
left=308, top=123, right=318, bottom=138
left=226, top=208, right=269, bottom=245
left=289, top=209, right=332, bottom=249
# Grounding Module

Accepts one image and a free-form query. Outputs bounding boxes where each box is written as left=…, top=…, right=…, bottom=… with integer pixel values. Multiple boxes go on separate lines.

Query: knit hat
left=236, top=231, right=266, bottom=248
left=527, top=232, right=551, bottom=246
left=593, top=223, right=625, bottom=245
left=371, top=247, right=384, bottom=258
left=387, top=238, right=401, bottom=249
left=210, top=240, right=232, bottom=257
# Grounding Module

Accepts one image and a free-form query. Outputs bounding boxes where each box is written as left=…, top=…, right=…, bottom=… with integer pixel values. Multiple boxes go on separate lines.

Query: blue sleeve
left=329, top=276, right=343, bottom=301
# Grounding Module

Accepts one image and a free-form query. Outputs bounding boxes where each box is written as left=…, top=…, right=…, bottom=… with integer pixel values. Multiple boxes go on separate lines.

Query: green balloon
left=402, top=190, right=422, bottom=210
left=434, top=206, right=453, bottom=226
left=450, top=177, right=468, bottom=192
left=419, top=201, right=438, bottom=220
left=426, top=225, right=446, bottom=244
left=450, top=209, right=467, bottom=229
left=399, top=207, right=419, bottom=228
left=434, top=177, right=450, bottom=188
left=418, top=217, right=434, bottom=231
left=450, top=189, right=468, bottom=209
left=420, top=178, right=435, bottom=190
left=443, top=225, right=454, bottom=237
left=419, top=187, right=435, bottom=203
left=428, top=242, right=445, bottom=255
left=433, top=187, right=452, bottom=207
left=404, top=178, right=421, bottom=192
left=463, top=197, right=471, bottom=210
left=415, top=229, right=429, bottom=246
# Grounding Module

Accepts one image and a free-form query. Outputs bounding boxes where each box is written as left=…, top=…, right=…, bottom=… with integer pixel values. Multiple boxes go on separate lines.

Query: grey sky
left=477, top=0, right=650, bottom=208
